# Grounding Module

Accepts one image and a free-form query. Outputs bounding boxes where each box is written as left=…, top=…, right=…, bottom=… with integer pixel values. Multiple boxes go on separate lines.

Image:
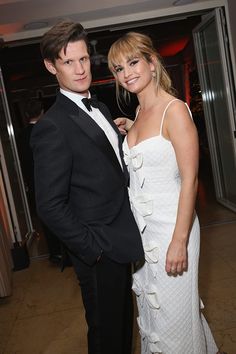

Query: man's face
left=44, top=40, right=92, bottom=96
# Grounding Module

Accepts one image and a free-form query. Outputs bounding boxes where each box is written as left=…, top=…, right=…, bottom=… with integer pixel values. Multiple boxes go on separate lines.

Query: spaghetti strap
left=184, top=102, right=193, bottom=119
left=160, top=98, right=180, bottom=135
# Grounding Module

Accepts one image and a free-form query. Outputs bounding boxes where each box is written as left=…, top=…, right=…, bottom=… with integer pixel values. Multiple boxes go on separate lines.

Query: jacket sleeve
left=30, top=118, right=102, bottom=265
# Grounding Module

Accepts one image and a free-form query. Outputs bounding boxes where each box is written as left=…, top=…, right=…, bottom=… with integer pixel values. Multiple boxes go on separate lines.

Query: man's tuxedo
left=31, top=92, right=143, bottom=265
left=31, top=92, right=144, bottom=354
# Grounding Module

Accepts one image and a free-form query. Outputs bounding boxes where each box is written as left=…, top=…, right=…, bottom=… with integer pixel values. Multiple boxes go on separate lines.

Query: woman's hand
left=165, top=238, right=188, bottom=275
left=114, top=117, right=134, bottom=135
left=114, top=117, right=127, bottom=135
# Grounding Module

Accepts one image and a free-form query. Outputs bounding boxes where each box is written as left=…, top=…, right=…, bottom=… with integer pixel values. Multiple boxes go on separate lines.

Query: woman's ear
left=44, top=59, right=57, bottom=75
left=149, top=55, right=157, bottom=72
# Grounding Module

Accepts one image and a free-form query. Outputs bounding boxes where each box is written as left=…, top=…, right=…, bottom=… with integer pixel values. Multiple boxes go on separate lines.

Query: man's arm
left=31, top=118, right=102, bottom=265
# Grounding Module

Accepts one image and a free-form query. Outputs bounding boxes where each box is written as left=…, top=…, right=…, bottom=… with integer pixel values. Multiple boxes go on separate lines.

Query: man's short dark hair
left=40, top=20, right=89, bottom=63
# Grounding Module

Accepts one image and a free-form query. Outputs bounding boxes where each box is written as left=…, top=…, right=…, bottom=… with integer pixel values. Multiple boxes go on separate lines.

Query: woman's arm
left=164, top=101, right=199, bottom=274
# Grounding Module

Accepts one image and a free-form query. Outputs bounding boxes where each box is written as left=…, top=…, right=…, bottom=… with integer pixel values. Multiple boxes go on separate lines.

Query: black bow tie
left=82, top=96, right=99, bottom=111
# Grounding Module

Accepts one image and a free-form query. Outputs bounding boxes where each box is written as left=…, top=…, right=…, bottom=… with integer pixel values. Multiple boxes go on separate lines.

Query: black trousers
left=69, top=253, right=134, bottom=354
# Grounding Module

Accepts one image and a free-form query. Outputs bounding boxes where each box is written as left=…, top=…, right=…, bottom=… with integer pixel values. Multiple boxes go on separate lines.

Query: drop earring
left=152, top=71, right=156, bottom=78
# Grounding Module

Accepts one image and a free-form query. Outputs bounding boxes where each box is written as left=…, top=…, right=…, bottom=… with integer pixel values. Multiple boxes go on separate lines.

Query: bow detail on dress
left=137, top=317, right=162, bottom=353
left=133, top=274, right=160, bottom=310
left=143, top=242, right=159, bottom=263
left=129, top=151, right=143, bottom=171
left=128, top=190, right=153, bottom=232
left=124, top=149, right=145, bottom=187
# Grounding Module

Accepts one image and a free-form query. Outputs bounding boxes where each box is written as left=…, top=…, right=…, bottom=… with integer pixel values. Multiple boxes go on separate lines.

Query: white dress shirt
left=60, top=89, right=123, bottom=168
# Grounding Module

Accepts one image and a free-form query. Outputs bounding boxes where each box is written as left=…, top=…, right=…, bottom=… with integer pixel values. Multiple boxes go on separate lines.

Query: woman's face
left=113, top=55, right=155, bottom=95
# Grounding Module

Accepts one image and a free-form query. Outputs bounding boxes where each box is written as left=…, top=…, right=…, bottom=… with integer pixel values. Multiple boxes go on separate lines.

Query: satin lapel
left=70, top=109, right=124, bottom=177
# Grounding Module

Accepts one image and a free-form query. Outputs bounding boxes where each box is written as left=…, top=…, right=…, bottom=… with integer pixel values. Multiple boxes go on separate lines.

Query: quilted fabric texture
left=123, top=100, right=218, bottom=354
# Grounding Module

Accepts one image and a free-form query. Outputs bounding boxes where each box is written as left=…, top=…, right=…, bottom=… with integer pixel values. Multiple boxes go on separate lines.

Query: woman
left=108, top=32, right=221, bottom=354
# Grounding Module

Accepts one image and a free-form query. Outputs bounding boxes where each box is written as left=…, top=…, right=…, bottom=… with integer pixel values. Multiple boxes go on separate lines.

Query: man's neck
left=60, top=88, right=90, bottom=99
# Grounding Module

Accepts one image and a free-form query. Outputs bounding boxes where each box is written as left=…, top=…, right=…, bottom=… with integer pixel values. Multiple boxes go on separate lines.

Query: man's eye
left=65, top=60, right=72, bottom=65
left=81, top=57, right=89, bottom=63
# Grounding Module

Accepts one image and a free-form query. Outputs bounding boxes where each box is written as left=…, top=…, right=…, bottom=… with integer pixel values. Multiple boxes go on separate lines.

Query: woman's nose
left=123, top=66, right=131, bottom=78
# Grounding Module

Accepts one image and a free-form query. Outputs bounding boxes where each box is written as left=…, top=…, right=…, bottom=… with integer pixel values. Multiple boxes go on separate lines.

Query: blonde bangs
left=108, top=35, right=140, bottom=71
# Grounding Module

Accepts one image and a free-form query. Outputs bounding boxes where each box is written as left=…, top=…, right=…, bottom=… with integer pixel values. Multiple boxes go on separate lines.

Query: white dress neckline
left=126, top=98, right=180, bottom=150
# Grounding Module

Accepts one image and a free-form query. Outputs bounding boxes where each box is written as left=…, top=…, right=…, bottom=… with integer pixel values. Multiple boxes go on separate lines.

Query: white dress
left=123, top=100, right=218, bottom=354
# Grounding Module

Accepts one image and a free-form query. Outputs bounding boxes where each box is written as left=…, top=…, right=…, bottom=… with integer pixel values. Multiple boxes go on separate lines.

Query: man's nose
left=75, top=61, right=85, bottom=74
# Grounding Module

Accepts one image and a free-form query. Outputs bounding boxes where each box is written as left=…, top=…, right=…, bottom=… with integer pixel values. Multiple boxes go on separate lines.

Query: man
left=30, top=20, right=144, bottom=354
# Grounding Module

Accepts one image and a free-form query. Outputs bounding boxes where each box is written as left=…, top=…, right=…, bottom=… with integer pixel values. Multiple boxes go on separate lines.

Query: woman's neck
left=138, top=87, right=166, bottom=111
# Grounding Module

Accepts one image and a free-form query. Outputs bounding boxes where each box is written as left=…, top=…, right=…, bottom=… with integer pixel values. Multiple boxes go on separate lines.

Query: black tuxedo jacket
left=31, top=92, right=144, bottom=265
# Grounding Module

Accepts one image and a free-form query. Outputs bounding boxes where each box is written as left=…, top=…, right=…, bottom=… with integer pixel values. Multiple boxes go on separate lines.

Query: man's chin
left=72, top=86, right=90, bottom=95
left=75, top=83, right=91, bottom=94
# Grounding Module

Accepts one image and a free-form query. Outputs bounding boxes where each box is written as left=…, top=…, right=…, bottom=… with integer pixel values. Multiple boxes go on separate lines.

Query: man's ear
left=44, top=59, right=57, bottom=75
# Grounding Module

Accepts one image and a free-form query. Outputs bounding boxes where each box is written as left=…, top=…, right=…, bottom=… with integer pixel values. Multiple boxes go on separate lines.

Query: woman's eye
left=115, top=67, right=123, bottom=73
left=130, top=59, right=139, bottom=66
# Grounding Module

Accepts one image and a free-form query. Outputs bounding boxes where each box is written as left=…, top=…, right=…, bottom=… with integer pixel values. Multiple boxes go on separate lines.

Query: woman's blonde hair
left=108, top=32, right=176, bottom=109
